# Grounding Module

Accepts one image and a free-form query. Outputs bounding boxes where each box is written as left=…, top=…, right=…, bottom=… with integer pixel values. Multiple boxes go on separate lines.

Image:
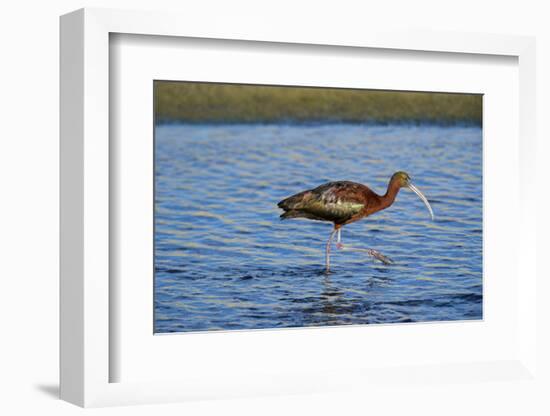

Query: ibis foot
left=337, top=244, right=394, bottom=265
left=365, top=249, right=394, bottom=265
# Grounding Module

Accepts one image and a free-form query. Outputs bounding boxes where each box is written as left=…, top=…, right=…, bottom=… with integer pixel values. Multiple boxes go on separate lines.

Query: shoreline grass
left=155, top=81, right=482, bottom=126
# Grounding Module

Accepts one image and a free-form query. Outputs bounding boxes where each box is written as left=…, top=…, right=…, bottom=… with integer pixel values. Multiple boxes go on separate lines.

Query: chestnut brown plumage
left=277, top=171, right=434, bottom=271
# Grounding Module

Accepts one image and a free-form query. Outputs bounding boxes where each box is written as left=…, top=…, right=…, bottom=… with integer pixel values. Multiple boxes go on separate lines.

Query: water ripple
left=154, top=124, right=482, bottom=333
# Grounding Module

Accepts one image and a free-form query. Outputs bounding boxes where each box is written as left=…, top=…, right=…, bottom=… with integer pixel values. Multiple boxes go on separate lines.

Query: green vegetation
left=155, top=81, right=482, bottom=125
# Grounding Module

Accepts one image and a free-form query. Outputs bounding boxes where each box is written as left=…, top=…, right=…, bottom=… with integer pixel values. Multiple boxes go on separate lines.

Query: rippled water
left=154, top=124, right=482, bottom=333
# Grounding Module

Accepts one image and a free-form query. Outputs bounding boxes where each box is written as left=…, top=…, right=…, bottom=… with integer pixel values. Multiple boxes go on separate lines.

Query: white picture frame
left=60, top=7, right=538, bottom=408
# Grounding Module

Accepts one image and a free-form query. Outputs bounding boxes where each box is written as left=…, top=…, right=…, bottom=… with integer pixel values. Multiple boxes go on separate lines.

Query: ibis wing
left=306, top=198, right=364, bottom=223
left=279, top=181, right=367, bottom=223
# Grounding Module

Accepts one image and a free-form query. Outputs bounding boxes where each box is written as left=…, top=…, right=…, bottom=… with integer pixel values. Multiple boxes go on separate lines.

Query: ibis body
left=277, top=171, right=434, bottom=271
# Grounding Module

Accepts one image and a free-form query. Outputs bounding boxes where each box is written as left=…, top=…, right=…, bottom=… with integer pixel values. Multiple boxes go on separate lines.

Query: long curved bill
left=407, top=183, right=435, bottom=220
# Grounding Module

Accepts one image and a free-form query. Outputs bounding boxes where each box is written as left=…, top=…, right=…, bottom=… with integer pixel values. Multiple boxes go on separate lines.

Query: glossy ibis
left=277, top=171, right=434, bottom=271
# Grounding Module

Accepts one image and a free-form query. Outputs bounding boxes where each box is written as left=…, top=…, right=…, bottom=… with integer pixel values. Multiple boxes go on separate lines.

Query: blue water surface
left=154, top=124, right=482, bottom=333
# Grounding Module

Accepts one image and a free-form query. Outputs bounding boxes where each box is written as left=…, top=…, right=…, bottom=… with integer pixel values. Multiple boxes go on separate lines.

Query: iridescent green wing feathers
left=278, top=181, right=367, bottom=224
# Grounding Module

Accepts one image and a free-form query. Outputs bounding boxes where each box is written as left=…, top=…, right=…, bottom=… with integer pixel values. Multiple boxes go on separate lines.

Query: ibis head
left=391, top=171, right=434, bottom=221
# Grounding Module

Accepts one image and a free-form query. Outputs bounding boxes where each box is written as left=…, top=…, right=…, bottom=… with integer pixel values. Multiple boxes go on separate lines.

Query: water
left=154, top=124, right=482, bottom=333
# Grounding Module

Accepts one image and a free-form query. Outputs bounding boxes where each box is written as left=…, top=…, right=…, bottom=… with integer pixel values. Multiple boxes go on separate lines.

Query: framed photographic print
left=152, top=81, right=482, bottom=334
left=60, top=8, right=538, bottom=408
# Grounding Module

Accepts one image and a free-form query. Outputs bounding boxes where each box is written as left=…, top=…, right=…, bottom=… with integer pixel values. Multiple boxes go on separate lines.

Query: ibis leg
left=336, top=229, right=343, bottom=249
left=334, top=229, right=393, bottom=264
left=325, top=228, right=338, bottom=272
left=338, top=245, right=393, bottom=265
left=357, top=248, right=393, bottom=264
